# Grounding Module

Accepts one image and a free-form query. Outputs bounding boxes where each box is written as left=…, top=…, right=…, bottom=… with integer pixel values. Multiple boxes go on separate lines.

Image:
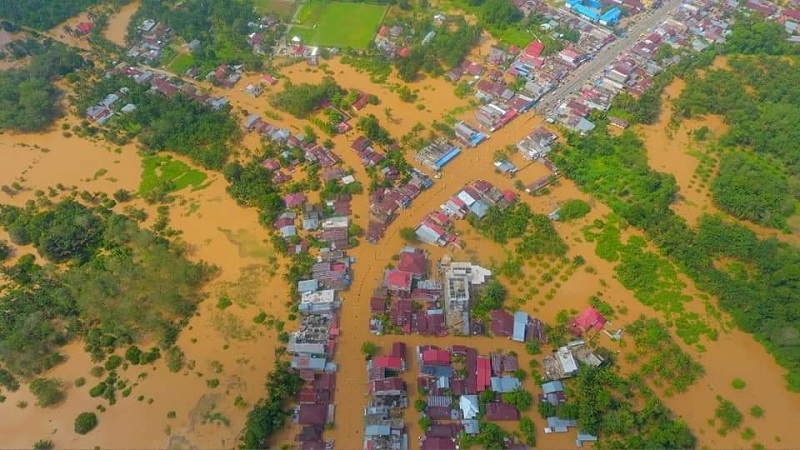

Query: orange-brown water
left=1, top=54, right=799, bottom=448
left=104, top=1, right=140, bottom=47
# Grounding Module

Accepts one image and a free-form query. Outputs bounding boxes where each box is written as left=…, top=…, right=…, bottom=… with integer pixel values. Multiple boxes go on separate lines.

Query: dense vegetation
left=711, top=152, right=794, bottom=228
left=0, top=199, right=214, bottom=376
left=470, top=203, right=568, bottom=258
left=395, top=16, right=481, bottom=81
left=74, top=75, right=240, bottom=169
left=222, top=151, right=285, bottom=225
left=0, top=41, right=84, bottom=132
left=724, top=13, right=800, bottom=56
left=127, top=0, right=267, bottom=69
left=269, top=77, right=343, bottom=119
left=239, top=360, right=302, bottom=448
left=0, top=0, right=102, bottom=29
left=553, top=123, right=800, bottom=390
left=567, top=365, right=696, bottom=448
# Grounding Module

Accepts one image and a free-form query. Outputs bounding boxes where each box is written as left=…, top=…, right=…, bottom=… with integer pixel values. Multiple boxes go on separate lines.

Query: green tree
left=74, top=412, right=98, bottom=434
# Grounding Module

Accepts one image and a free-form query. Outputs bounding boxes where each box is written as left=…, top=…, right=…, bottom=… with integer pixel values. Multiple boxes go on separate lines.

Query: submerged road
left=535, top=0, right=685, bottom=114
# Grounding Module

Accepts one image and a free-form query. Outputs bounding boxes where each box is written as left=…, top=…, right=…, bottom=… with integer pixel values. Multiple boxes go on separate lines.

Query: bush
left=104, top=355, right=122, bottom=371
left=731, top=378, right=746, bottom=390
left=29, top=378, right=65, bottom=407
left=74, top=412, right=98, bottom=435
left=166, top=347, right=185, bottom=373
left=558, top=199, right=591, bottom=221
left=399, top=227, right=417, bottom=242
left=75, top=377, right=86, bottom=387
left=125, top=345, right=143, bottom=364
left=750, top=405, right=764, bottom=418
left=361, top=341, right=379, bottom=360
left=32, top=440, right=54, bottom=450
left=715, top=397, right=743, bottom=434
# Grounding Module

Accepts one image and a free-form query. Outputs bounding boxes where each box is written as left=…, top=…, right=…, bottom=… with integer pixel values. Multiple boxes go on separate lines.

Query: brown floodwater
left=104, top=1, right=141, bottom=47
left=2, top=54, right=799, bottom=449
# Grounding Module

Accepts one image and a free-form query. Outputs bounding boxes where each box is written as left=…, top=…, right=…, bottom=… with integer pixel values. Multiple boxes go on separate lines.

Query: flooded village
left=0, top=0, right=799, bottom=448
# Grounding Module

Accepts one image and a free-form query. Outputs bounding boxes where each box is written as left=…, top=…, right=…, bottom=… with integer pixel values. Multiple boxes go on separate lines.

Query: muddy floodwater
left=105, top=1, right=141, bottom=47
left=0, top=54, right=798, bottom=448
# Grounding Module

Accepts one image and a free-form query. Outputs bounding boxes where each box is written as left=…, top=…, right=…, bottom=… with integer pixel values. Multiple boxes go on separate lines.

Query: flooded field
left=104, top=1, right=140, bottom=47
left=641, top=75, right=800, bottom=246
left=1, top=50, right=798, bottom=449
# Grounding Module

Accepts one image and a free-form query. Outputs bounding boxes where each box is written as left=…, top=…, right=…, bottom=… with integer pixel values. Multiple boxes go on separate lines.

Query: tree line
left=0, top=0, right=105, bottom=30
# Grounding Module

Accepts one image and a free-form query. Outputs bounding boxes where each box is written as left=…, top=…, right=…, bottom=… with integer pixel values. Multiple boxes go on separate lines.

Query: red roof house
left=485, top=402, right=520, bottom=421
left=385, top=270, right=413, bottom=292
left=477, top=356, right=491, bottom=392
left=261, top=158, right=281, bottom=171
left=422, top=349, right=451, bottom=366
left=372, top=356, right=404, bottom=371
left=490, top=309, right=514, bottom=337
left=298, top=404, right=329, bottom=425
left=391, top=342, right=407, bottom=360
left=572, top=307, right=607, bottom=333
left=284, top=192, right=307, bottom=208
left=524, top=41, right=544, bottom=58
left=398, top=46, right=411, bottom=58
left=397, top=248, right=428, bottom=277
left=370, top=295, right=386, bottom=313
left=261, top=73, right=278, bottom=85
left=76, top=22, right=94, bottom=34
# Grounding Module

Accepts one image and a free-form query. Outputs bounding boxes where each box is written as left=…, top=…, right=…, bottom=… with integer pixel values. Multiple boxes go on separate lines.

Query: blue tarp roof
left=434, top=146, right=461, bottom=170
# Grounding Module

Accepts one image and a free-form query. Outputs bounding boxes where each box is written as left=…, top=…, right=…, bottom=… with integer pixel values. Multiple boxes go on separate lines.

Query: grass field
left=167, top=53, right=196, bottom=74
left=139, top=155, right=208, bottom=196
left=290, top=1, right=387, bottom=49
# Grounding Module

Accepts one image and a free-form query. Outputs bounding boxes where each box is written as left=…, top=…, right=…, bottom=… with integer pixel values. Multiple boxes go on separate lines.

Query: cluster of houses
left=245, top=114, right=343, bottom=184
left=366, top=163, right=433, bottom=244
left=126, top=19, right=172, bottom=64
left=411, top=180, right=517, bottom=248
left=534, top=307, right=610, bottom=445
left=88, top=63, right=231, bottom=124
left=85, top=87, right=135, bottom=125
left=740, top=0, right=800, bottom=40
left=246, top=15, right=282, bottom=54
left=374, top=23, right=412, bottom=59
left=547, top=0, right=760, bottom=133
left=363, top=342, right=411, bottom=450
left=414, top=346, right=528, bottom=450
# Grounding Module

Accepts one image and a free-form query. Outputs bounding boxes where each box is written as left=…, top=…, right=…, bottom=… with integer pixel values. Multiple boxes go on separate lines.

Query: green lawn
left=167, top=53, right=196, bottom=74
left=139, top=155, right=209, bottom=196
left=290, top=1, right=387, bottom=49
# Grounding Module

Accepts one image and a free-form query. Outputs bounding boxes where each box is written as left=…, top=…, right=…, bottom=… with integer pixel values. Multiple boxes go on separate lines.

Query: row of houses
left=288, top=282, right=341, bottom=447
left=363, top=342, right=410, bottom=450
left=125, top=19, right=171, bottom=64
left=85, top=87, right=136, bottom=125
left=110, top=63, right=230, bottom=108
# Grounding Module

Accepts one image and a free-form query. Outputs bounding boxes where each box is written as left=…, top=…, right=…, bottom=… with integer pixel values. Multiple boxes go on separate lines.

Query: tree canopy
left=270, top=77, right=344, bottom=119
left=0, top=41, right=84, bottom=132
left=0, top=200, right=214, bottom=376
left=0, top=0, right=102, bottom=29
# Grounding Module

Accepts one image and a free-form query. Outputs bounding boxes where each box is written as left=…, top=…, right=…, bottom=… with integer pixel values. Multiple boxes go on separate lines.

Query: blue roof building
left=513, top=311, right=528, bottom=342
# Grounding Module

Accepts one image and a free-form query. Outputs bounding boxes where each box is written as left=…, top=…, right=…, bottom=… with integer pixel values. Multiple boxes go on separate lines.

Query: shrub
left=361, top=341, right=379, bottom=360
left=125, top=346, right=143, bottom=364
left=104, top=355, right=122, bottom=371
left=715, top=397, right=744, bottom=434
left=731, top=378, right=746, bottom=390
left=166, top=347, right=185, bottom=373
left=74, top=412, right=98, bottom=435
left=75, top=377, right=86, bottom=388
left=216, top=295, right=233, bottom=310
left=750, top=405, right=764, bottom=418
left=206, top=378, right=220, bottom=388
left=558, top=199, right=591, bottom=221
left=90, top=366, right=105, bottom=378
left=33, top=440, right=54, bottom=450
left=29, top=378, right=65, bottom=407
